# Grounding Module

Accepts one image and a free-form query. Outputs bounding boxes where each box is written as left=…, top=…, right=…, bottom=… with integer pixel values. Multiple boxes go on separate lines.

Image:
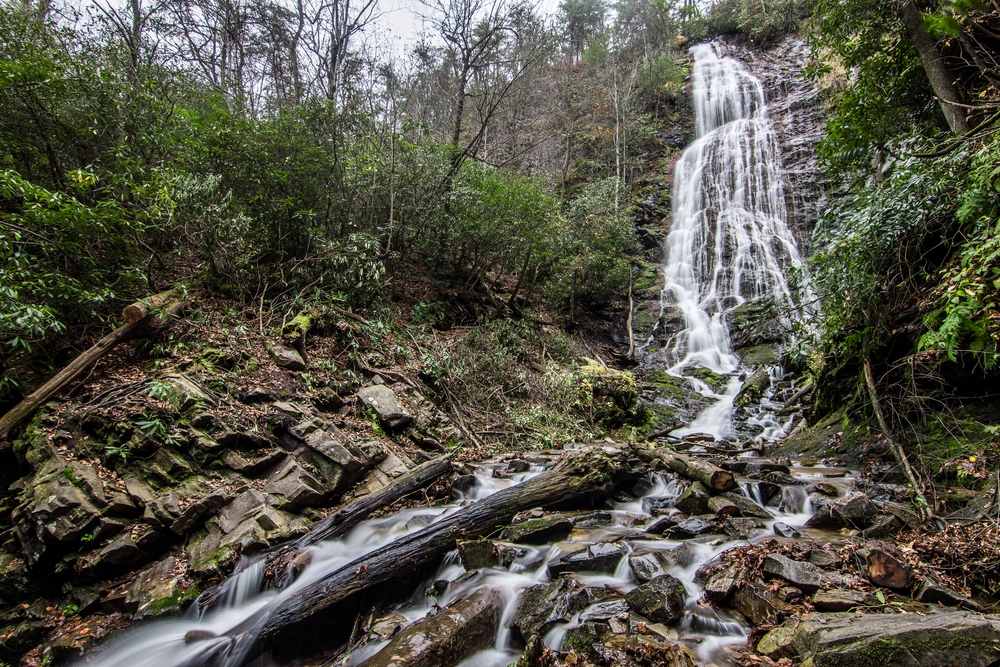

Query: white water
left=659, top=43, right=809, bottom=440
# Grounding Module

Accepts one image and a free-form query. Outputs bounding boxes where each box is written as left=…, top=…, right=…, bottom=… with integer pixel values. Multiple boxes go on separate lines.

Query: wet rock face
left=500, top=514, right=573, bottom=544
left=735, top=37, right=830, bottom=254
left=510, top=578, right=591, bottom=643
left=548, top=542, right=624, bottom=577
left=624, top=574, right=687, bottom=625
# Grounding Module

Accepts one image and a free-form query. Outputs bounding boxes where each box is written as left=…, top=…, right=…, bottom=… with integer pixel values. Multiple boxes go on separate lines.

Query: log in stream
left=225, top=448, right=631, bottom=664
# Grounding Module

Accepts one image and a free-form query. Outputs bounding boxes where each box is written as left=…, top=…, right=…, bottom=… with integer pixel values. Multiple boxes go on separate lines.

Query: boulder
left=721, top=492, right=772, bottom=519
left=723, top=517, right=765, bottom=539
left=773, top=522, right=803, bottom=539
left=357, top=587, right=502, bottom=667
left=562, top=622, right=610, bottom=659
left=262, top=458, right=327, bottom=511
left=357, top=385, right=413, bottom=429
left=456, top=540, right=498, bottom=571
left=548, top=542, right=624, bottom=576
left=674, top=482, right=713, bottom=515
left=762, top=554, right=831, bottom=593
left=579, top=600, right=630, bottom=623
left=572, top=511, right=615, bottom=528
left=624, top=574, right=687, bottom=625
left=731, top=582, right=790, bottom=626
left=663, top=516, right=717, bottom=539
left=807, top=492, right=876, bottom=530
left=915, top=578, right=983, bottom=611
left=509, top=578, right=590, bottom=642
left=812, top=589, right=870, bottom=612
left=760, top=611, right=1000, bottom=667
left=808, top=548, right=841, bottom=568
left=703, top=568, right=744, bottom=603
left=500, top=515, right=572, bottom=544
left=269, top=344, right=306, bottom=371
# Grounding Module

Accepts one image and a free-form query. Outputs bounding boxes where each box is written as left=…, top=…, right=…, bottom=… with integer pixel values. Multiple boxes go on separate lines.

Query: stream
left=75, top=452, right=855, bottom=667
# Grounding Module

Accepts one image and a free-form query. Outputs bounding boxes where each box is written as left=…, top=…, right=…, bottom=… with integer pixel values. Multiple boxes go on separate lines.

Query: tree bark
left=0, top=299, right=185, bottom=442
left=122, top=288, right=182, bottom=323
left=866, top=542, right=913, bottom=589
left=636, top=447, right=737, bottom=492
left=900, top=0, right=969, bottom=135
left=226, top=448, right=625, bottom=664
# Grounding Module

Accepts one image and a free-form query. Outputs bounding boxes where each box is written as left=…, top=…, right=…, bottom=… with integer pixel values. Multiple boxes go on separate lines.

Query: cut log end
left=866, top=543, right=912, bottom=589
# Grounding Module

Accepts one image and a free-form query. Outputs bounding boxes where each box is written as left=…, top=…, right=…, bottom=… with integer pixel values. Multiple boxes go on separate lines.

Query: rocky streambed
left=61, top=444, right=1000, bottom=667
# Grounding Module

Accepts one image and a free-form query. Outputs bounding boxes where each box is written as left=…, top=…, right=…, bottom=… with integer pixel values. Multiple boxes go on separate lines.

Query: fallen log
left=230, top=448, right=625, bottom=665
left=866, top=542, right=913, bottom=589
left=296, top=453, right=454, bottom=548
left=357, top=587, right=502, bottom=667
left=636, top=447, right=737, bottom=493
left=0, top=297, right=186, bottom=442
left=122, top=288, right=182, bottom=323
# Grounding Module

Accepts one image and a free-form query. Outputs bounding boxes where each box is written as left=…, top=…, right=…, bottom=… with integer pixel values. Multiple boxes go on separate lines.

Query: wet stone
left=663, top=516, right=716, bottom=539
left=509, top=578, right=590, bottom=642
left=773, top=522, right=803, bottom=538
left=580, top=600, right=630, bottom=623
left=809, top=482, right=838, bottom=496
left=704, top=569, right=743, bottom=602
left=731, top=582, right=790, bottom=626
left=572, top=511, right=615, bottom=528
left=641, top=496, right=677, bottom=514
left=506, top=460, right=531, bottom=473
left=457, top=540, right=498, bottom=570
left=762, top=554, right=830, bottom=593
left=624, top=574, right=686, bottom=625
left=673, top=482, right=712, bottom=515
left=722, top=517, right=765, bottom=539
left=777, top=586, right=802, bottom=603
left=562, top=622, right=609, bottom=659
left=915, top=578, right=983, bottom=610
left=763, top=471, right=804, bottom=486
left=807, top=548, right=840, bottom=568
left=548, top=542, right=623, bottom=576
left=501, top=514, right=572, bottom=544
left=721, top=492, right=772, bottom=519
left=452, top=474, right=478, bottom=496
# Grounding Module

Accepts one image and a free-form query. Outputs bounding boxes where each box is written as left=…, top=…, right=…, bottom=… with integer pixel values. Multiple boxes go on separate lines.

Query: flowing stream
left=655, top=43, right=810, bottom=442
left=75, top=455, right=855, bottom=667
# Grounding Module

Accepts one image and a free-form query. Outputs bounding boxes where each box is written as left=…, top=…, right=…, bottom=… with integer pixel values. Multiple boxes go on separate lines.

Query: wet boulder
left=125, top=557, right=199, bottom=618
left=731, top=582, right=791, bottom=626
left=663, top=516, right=717, bottom=539
left=509, top=578, right=590, bottom=642
left=773, top=522, right=803, bottom=539
left=358, top=587, right=502, bottom=667
left=808, top=548, right=840, bottom=568
left=580, top=600, right=630, bottom=623
left=563, top=622, right=610, bottom=661
left=721, top=492, right=772, bottom=519
left=624, top=574, right=687, bottom=625
left=501, top=514, right=572, bottom=544
left=572, top=511, right=615, bottom=528
left=548, top=542, right=624, bottom=576
left=674, top=482, right=712, bottom=515
left=722, top=517, right=766, bottom=539
left=573, top=364, right=644, bottom=428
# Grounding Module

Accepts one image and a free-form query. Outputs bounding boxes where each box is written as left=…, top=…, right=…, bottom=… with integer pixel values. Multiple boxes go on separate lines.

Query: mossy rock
left=690, top=367, right=728, bottom=392
left=574, top=365, right=646, bottom=429
left=740, top=344, right=779, bottom=367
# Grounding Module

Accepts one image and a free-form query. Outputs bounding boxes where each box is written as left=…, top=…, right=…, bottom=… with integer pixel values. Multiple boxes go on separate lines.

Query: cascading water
left=657, top=43, right=810, bottom=440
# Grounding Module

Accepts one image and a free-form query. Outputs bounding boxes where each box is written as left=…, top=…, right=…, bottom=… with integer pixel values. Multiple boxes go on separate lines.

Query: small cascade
left=654, top=42, right=811, bottom=441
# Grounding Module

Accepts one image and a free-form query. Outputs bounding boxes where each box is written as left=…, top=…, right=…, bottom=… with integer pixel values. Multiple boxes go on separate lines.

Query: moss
left=574, top=365, right=647, bottom=429
left=633, top=262, right=663, bottom=295
left=690, top=367, right=728, bottom=391
left=740, top=344, right=779, bottom=366
left=144, top=584, right=200, bottom=616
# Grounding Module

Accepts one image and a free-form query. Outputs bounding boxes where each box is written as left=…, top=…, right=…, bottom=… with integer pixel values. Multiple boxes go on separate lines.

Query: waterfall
left=660, top=43, right=809, bottom=439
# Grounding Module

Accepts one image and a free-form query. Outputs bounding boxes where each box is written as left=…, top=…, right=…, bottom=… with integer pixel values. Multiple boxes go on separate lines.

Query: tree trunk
left=900, top=0, right=969, bottom=135
left=226, top=448, right=626, bottom=665
left=636, top=447, right=737, bottom=492
left=0, top=298, right=186, bottom=442
left=122, top=288, right=182, bottom=323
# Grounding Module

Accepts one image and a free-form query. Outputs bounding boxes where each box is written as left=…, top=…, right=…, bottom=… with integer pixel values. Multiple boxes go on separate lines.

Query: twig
left=863, top=357, right=934, bottom=522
